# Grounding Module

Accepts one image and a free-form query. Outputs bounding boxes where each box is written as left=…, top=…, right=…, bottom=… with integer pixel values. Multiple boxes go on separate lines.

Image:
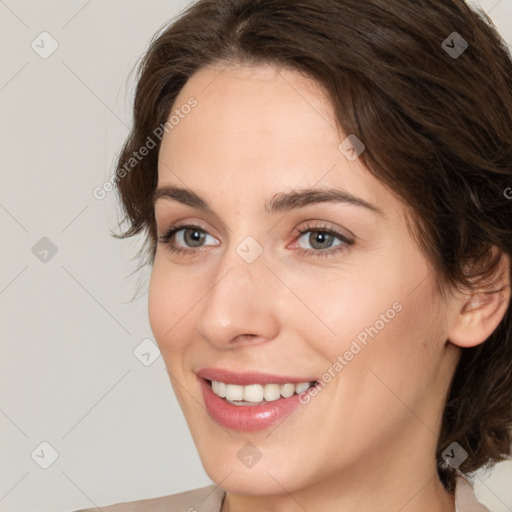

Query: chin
left=205, top=465, right=297, bottom=496
left=197, top=445, right=318, bottom=497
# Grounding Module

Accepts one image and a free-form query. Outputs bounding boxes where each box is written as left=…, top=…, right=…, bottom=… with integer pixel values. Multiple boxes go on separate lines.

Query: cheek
left=291, top=239, right=426, bottom=345
left=291, top=264, right=404, bottom=353
left=148, top=258, right=194, bottom=356
left=309, top=295, right=445, bottom=463
left=305, top=250, right=444, bottom=402
left=335, top=286, right=445, bottom=425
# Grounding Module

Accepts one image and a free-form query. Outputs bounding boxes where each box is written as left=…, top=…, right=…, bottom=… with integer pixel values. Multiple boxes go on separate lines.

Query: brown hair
left=114, top=0, right=512, bottom=491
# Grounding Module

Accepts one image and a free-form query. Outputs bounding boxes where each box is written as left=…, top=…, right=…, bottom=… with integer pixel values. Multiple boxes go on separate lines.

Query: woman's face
left=149, top=63, right=458, bottom=496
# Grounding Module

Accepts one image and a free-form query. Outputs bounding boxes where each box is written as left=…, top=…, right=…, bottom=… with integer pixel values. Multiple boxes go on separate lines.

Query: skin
left=148, top=62, right=510, bottom=512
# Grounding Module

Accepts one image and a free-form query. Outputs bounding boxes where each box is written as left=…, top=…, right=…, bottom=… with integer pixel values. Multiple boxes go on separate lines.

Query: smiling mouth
left=206, top=379, right=319, bottom=406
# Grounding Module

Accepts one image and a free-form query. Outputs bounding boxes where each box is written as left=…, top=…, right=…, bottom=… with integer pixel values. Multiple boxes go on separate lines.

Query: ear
left=447, top=251, right=510, bottom=348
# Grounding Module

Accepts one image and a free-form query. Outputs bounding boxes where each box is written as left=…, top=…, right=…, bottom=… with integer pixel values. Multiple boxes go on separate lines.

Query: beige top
left=74, top=476, right=489, bottom=512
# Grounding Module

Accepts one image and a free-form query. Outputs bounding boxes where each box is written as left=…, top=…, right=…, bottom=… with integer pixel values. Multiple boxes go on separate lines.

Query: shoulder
left=72, top=484, right=225, bottom=512
left=455, top=476, right=490, bottom=512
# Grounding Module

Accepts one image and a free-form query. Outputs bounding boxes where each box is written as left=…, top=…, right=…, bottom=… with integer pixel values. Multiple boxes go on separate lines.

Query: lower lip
left=199, top=378, right=310, bottom=431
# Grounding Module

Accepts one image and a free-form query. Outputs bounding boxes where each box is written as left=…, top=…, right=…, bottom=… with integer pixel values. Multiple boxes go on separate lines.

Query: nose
left=195, top=241, right=281, bottom=350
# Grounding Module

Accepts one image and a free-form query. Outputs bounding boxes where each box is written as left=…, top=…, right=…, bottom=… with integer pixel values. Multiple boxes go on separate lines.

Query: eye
left=293, top=222, right=354, bottom=258
left=157, top=221, right=354, bottom=258
left=158, top=224, right=218, bottom=255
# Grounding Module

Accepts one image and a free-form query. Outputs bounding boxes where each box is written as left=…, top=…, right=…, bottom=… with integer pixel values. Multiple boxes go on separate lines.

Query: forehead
left=170, top=62, right=337, bottom=145
left=156, top=63, right=399, bottom=218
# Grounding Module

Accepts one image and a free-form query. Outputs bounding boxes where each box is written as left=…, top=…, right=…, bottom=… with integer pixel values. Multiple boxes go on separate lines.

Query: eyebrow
left=153, top=185, right=384, bottom=216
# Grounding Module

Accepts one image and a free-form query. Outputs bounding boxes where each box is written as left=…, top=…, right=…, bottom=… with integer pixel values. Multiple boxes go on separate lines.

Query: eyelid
left=293, top=220, right=355, bottom=241
left=157, top=218, right=352, bottom=239
left=156, top=217, right=212, bottom=238
left=158, top=222, right=217, bottom=245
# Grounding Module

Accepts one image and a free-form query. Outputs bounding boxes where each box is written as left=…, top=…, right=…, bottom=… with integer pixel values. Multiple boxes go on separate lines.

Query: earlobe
left=448, top=263, right=510, bottom=349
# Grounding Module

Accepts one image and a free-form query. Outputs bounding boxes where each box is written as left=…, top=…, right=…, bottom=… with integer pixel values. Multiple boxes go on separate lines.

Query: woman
left=77, top=0, right=512, bottom=510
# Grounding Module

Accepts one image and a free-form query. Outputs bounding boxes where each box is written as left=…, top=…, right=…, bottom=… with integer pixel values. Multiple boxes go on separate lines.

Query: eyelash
left=158, top=222, right=354, bottom=258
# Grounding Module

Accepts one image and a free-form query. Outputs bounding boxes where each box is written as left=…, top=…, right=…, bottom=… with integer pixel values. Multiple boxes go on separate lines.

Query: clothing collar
left=455, top=475, right=490, bottom=512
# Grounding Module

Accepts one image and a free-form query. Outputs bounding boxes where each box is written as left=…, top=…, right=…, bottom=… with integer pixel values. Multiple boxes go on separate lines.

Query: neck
left=222, top=469, right=455, bottom=512
left=221, top=424, right=456, bottom=512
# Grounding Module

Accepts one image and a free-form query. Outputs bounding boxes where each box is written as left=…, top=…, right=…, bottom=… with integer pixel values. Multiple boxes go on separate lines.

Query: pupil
left=311, top=232, right=331, bottom=248
left=186, top=229, right=204, bottom=246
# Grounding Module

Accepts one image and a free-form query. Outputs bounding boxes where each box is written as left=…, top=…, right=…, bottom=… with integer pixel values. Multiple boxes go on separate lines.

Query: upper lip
left=196, top=367, right=318, bottom=386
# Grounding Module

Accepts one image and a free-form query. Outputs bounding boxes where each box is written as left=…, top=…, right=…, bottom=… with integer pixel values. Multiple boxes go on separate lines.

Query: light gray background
left=1, top=1, right=511, bottom=511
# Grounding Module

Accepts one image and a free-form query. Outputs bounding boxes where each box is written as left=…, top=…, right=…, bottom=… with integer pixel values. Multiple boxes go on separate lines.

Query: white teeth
left=225, top=384, right=244, bottom=401
left=295, top=382, right=310, bottom=394
left=217, top=381, right=227, bottom=398
left=211, top=380, right=228, bottom=398
left=210, top=380, right=316, bottom=404
left=280, top=383, right=295, bottom=398
left=263, top=383, right=281, bottom=401
left=243, top=384, right=264, bottom=403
